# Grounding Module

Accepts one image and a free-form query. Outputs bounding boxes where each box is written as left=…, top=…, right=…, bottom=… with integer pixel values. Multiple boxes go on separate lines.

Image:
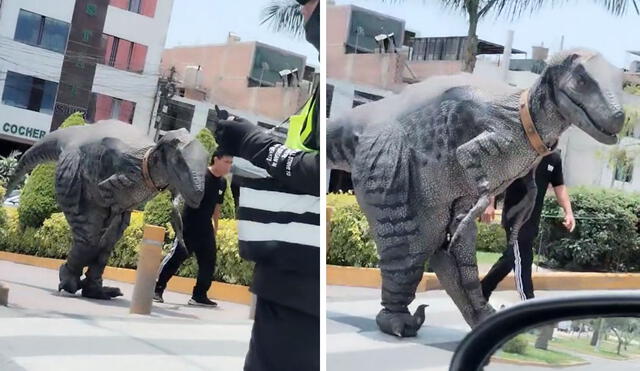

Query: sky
left=165, top=1, right=637, bottom=69
left=165, top=0, right=319, bottom=67
left=334, top=0, right=638, bottom=68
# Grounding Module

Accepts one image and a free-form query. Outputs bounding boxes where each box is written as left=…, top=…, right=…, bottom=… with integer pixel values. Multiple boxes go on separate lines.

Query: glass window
left=1, top=71, right=58, bottom=114
left=129, top=0, right=141, bottom=12
left=41, top=17, right=70, bottom=53
left=14, top=9, right=69, bottom=54
left=1, top=71, right=32, bottom=109
left=14, top=10, right=41, bottom=46
left=160, top=100, right=194, bottom=131
left=87, top=93, right=135, bottom=124
left=40, top=80, right=58, bottom=115
left=101, top=34, right=147, bottom=74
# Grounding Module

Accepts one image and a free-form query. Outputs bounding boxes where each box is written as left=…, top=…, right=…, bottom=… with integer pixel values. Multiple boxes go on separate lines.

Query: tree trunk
left=461, top=5, right=479, bottom=73
left=535, top=325, right=555, bottom=350
left=591, top=319, right=604, bottom=346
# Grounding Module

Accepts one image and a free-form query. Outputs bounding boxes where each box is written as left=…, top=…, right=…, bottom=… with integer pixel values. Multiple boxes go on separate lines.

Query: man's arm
left=214, top=118, right=319, bottom=196
left=481, top=195, right=496, bottom=223
left=553, top=185, right=575, bottom=232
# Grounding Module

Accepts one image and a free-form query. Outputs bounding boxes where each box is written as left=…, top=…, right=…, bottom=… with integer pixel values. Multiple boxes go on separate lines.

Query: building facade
left=156, top=38, right=317, bottom=139
left=0, top=0, right=173, bottom=155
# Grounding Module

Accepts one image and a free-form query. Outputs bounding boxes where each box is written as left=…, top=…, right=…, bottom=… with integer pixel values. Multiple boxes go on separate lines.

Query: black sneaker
left=188, top=296, right=218, bottom=307
left=153, top=292, right=164, bottom=303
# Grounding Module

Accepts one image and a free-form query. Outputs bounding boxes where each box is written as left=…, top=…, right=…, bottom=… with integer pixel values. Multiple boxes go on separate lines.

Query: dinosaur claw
left=376, top=305, right=428, bottom=338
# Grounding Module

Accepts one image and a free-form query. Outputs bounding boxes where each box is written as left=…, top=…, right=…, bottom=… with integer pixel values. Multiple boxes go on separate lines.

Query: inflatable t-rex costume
left=4, top=120, right=208, bottom=299
left=327, top=49, right=625, bottom=337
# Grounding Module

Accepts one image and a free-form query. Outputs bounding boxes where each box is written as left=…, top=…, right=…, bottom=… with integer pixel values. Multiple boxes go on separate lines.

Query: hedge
left=539, top=187, right=640, bottom=272
left=327, top=193, right=507, bottom=269
left=0, top=207, right=253, bottom=286
left=328, top=188, right=640, bottom=272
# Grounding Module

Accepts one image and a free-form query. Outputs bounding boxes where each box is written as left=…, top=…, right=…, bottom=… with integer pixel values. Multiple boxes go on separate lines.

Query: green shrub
left=18, top=163, right=59, bottom=229
left=196, top=128, right=217, bottom=154
left=539, top=187, right=640, bottom=272
left=17, top=113, right=86, bottom=229
left=35, top=212, right=72, bottom=258
left=143, top=191, right=173, bottom=228
left=108, top=211, right=146, bottom=268
left=0, top=150, right=22, bottom=188
left=221, top=179, right=236, bottom=219
left=1, top=206, right=252, bottom=286
left=502, top=335, right=528, bottom=354
left=327, top=201, right=378, bottom=268
left=0, top=186, right=6, bottom=234
left=476, top=222, right=507, bottom=253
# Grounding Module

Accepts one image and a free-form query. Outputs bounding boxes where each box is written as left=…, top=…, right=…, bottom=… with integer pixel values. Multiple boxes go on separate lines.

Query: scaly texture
left=327, top=49, right=625, bottom=337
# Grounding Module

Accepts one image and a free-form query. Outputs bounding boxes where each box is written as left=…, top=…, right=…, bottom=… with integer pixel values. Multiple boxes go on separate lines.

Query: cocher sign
left=2, top=122, right=47, bottom=140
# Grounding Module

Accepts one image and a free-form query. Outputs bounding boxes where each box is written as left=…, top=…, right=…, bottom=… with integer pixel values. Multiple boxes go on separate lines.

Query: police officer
left=214, top=1, right=320, bottom=369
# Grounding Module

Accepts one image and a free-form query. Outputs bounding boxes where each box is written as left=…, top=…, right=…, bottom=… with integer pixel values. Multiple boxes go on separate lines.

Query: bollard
left=130, top=225, right=165, bottom=315
left=0, top=282, right=8, bottom=306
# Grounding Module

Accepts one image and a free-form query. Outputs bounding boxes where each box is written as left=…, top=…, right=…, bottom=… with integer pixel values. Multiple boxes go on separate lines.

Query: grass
left=476, top=251, right=501, bottom=265
left=495, top=347, right=585, bottom=365
left=550, top=335, right=640, bottom=360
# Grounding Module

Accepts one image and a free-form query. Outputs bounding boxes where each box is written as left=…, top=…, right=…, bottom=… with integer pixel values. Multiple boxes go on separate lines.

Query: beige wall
left=161, top=42, right=308, bottom=121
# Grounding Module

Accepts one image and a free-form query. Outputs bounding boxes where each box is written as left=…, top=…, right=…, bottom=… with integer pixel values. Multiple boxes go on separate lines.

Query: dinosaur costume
left=4, top=120, right=208, bottom=299
left=327, top=49, right=625, bottom=337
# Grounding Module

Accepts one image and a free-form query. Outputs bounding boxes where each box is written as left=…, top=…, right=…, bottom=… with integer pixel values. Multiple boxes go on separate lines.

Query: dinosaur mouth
left=561, top=90, right=617, bottom=143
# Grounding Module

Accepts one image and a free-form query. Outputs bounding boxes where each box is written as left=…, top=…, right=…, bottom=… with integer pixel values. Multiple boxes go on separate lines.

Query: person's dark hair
left=211, top=148, right=231, bottom=165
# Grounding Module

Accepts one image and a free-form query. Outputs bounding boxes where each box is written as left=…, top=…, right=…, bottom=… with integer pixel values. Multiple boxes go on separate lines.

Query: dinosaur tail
left=326, top=117, right=357, bottom=172
left=3, top=133, right=62, bottom=200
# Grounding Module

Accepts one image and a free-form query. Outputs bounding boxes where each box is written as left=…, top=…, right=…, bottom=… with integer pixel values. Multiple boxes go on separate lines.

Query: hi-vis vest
left=285, top=85, right=318, bottom=153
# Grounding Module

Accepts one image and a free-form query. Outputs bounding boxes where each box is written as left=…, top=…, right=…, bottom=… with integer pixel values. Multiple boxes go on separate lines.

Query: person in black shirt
left=480, top=150, right=575, bottom=301
left=153, top=149, right=233, bottom=306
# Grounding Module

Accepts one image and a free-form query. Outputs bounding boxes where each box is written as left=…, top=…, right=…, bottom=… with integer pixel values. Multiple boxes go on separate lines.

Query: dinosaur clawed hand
left=376, top=304, right=429, bottom=337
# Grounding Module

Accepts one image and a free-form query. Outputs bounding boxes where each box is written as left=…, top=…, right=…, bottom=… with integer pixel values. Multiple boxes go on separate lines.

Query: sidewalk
left=0, top=260, right=253, bottom=371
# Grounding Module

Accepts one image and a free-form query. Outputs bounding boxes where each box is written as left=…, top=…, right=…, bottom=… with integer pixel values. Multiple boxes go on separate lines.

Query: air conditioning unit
left=183, top=65, right=202, bottom=89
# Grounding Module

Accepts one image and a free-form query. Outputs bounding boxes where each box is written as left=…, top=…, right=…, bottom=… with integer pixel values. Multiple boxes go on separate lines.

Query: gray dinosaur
left=327, top=49, right=624, bottom=337
left=4, top=120, right=208, bottom=299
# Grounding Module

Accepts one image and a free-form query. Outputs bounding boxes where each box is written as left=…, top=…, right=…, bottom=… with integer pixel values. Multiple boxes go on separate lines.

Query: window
left=109, top=0, right=157, bottom=17
left=102, top=34, right=147, bottom=73
left=1, top=71, right=58, bottom=114
left=14, top=9, right=70, bottom=53
left=352, top=90, right=383, bottom=108
left=249, top=45, right=305, bottom=87
left=87, top=93, right=136, bottom=123
left=346, top=9, right=404, bottom=54
left=614, top=158, right=634, bottom=183
left=409, top=37, right=465, bottom=61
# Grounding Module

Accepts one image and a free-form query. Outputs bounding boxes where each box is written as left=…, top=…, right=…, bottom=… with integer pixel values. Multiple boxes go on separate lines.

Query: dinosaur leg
left=59, top=206, right=110, bottom=294
left=82, top=211, right=131, bottom=300
left=356, top=192, right=437, bottom=338
left=430, top=197, right=495, bottom=328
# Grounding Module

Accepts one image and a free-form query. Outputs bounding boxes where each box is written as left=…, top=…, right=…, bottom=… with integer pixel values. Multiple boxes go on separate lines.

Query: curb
left=327, top=265, right=640, bottom=291
left=0, top=251, right=252, bottom=305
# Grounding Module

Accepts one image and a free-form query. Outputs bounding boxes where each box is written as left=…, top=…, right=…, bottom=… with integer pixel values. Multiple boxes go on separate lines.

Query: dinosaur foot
left=376, top=304, right=428, bottom=337
left=58, top=264, right=82, bottom=294
left=81, top=279, right=123, bottom=300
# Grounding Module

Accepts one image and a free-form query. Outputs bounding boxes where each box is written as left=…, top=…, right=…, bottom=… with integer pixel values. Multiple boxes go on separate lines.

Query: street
left=0, top=260, right=252, bottom=371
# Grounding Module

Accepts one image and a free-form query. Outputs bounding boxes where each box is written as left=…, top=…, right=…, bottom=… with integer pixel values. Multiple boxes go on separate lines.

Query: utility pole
left=151, top=66, right=176, bottom=142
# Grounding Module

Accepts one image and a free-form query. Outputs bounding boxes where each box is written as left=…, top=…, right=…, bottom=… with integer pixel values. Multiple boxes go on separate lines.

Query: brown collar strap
left=519, top=89, right=552, bottom=156
left=142, top=148, right=161, bottom=191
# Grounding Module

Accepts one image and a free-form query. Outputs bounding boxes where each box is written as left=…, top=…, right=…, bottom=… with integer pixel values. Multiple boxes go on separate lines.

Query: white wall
left=97, top=0, right=175, bottom=134
left=0, top=0, right=75, bottom=142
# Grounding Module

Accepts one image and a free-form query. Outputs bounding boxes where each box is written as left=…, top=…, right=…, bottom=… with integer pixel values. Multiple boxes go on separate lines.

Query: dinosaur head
left=544, top=49, right=624, bottom=144
left=155, top=129, right=209, bottom=208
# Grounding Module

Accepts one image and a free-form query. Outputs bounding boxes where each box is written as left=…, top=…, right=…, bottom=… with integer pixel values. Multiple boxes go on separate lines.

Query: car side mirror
left=449, top=294, right=640, bottom=370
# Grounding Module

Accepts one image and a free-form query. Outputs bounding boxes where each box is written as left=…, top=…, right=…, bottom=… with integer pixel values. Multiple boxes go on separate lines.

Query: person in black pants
left=153, top=149, right=233, bottom=306
left=481, top=150, right=575, bottom=301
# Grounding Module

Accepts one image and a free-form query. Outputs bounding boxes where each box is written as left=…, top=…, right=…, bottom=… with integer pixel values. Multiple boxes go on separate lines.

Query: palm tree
left=384, top=0, right=639, bottom=72
left=260, top=1, right=305, bottom=38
